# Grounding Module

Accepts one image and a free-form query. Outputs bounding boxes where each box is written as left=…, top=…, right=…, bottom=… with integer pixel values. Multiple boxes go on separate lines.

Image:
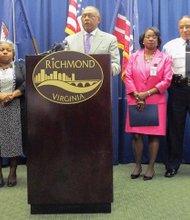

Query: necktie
left=84, top=33, right=91, bottom=54
left=186, top=40, right=190, bottom=78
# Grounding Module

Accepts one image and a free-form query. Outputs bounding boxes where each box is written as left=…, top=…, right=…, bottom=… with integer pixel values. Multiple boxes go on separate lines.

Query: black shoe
left=164, top=169, right=177, bottom=178
left=130, top=168, right=142, bottom=179
left=143, top=171, right=155, bottom=181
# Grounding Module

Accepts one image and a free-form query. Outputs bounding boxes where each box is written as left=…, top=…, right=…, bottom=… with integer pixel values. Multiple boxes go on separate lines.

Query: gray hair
left=0, top=40, right=15, bottom=53
left=179, top=15, right=190, bottom=23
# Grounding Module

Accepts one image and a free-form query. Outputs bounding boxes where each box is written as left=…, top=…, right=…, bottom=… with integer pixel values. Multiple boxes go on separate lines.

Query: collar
left=84, top=28, right=98, bottom=37
left=180, top=37, right=187, bottom=45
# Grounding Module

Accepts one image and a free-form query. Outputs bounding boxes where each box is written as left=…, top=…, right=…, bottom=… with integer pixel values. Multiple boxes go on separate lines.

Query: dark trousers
left=166, top=81, right=190, bottom=170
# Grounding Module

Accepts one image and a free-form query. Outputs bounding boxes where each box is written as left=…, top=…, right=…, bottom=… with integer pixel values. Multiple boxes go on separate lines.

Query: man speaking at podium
left=64, top=6, right=121, bottom=76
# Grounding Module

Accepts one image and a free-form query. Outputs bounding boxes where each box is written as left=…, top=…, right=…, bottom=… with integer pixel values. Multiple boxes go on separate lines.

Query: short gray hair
left=0, top=40, right=15, bottom=53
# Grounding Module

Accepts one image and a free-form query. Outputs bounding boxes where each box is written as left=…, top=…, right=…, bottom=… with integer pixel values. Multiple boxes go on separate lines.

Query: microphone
left=51, top=40, right=68, bottom=52
left=39, top=40, right=68, bottom=55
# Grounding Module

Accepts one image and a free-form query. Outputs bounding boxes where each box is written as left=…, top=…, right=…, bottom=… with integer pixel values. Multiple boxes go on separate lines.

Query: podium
left=26, top=51, right=113, bottom=214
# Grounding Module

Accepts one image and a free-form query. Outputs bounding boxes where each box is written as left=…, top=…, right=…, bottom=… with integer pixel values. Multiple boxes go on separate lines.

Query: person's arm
left=138, top=53, right=172, bottom=100
left=110, top=36, right=121, bottom=76
left=125, top=54, right=137, bottom=96
left=0, top=92, right=12, bottom=103
left=137, top=87, right=160, bottom=101
left=154, top=55, right=173, bottom=93
left=8, top=61, right=25, bottom=102
left=9, top=89, right=22, bottom=99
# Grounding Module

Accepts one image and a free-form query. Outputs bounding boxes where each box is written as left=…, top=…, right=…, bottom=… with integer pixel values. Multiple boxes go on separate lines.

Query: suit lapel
left=78, top=32, right=85, bottom=53
left=151, top=50, right=163, bottom=66
left=136, top=50, right=148, bottom=80
left=89, top=29, right=103, bottom=54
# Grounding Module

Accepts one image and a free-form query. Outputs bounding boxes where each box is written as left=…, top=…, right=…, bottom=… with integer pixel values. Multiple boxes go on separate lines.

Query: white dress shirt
left=163, top=37, right=186, bottom=77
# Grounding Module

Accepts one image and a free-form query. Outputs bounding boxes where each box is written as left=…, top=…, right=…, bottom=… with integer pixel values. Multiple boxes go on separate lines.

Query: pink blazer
left=125, top=49, right=172, bottom=105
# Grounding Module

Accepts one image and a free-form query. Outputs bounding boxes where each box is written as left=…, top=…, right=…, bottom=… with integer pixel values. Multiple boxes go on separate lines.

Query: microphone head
left=51, top=41, right=67, bottom=52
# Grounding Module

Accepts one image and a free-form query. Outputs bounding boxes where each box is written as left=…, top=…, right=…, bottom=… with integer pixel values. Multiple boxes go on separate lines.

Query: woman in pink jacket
left=125, top=27, right=172, bottom=180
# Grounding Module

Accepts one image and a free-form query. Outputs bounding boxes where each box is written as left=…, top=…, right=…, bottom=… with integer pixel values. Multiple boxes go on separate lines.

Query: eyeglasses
left=144, top=35, right=158, bottom=40
left=179, top=25, right=190, bottom=30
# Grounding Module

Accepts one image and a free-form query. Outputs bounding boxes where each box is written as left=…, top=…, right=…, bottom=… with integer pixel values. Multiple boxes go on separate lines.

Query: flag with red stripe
left=0, top=22, right=9, bottom=40
left=113, top=0, right=139, bottom=79
left=65, top=0, right=84, bottom=35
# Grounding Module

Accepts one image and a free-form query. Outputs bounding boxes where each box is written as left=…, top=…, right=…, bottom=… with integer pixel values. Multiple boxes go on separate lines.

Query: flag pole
left=19, top=0, right=39, bottom=55
left=31, top=38, right=39, bottom=55
left=109, top=0, right=121, bottom=33
left=133, top=0, right=140, bottom=52
left=12, top=0, right=17, bottom=59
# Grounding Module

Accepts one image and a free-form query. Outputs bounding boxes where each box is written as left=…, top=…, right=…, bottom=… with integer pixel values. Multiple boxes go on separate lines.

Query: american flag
left=114, top=13, right=131, bottom=78
left=113, top=0, right=139, bottom=79
left=0, top=22, right=9, bottom=41
left=65, top=0, right=84, bottom=35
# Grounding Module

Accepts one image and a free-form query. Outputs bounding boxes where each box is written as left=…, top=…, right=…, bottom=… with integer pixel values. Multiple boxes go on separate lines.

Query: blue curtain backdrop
left=0, top=0, right=190, bottom=165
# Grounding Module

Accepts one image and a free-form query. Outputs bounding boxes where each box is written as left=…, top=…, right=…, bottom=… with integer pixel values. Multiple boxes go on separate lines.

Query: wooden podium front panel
left=26, top=54, right=113, bottom=213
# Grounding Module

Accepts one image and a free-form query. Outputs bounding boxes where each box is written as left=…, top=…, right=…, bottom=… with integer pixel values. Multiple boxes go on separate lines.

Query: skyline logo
left=32, top=51, right=104, bottom=104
